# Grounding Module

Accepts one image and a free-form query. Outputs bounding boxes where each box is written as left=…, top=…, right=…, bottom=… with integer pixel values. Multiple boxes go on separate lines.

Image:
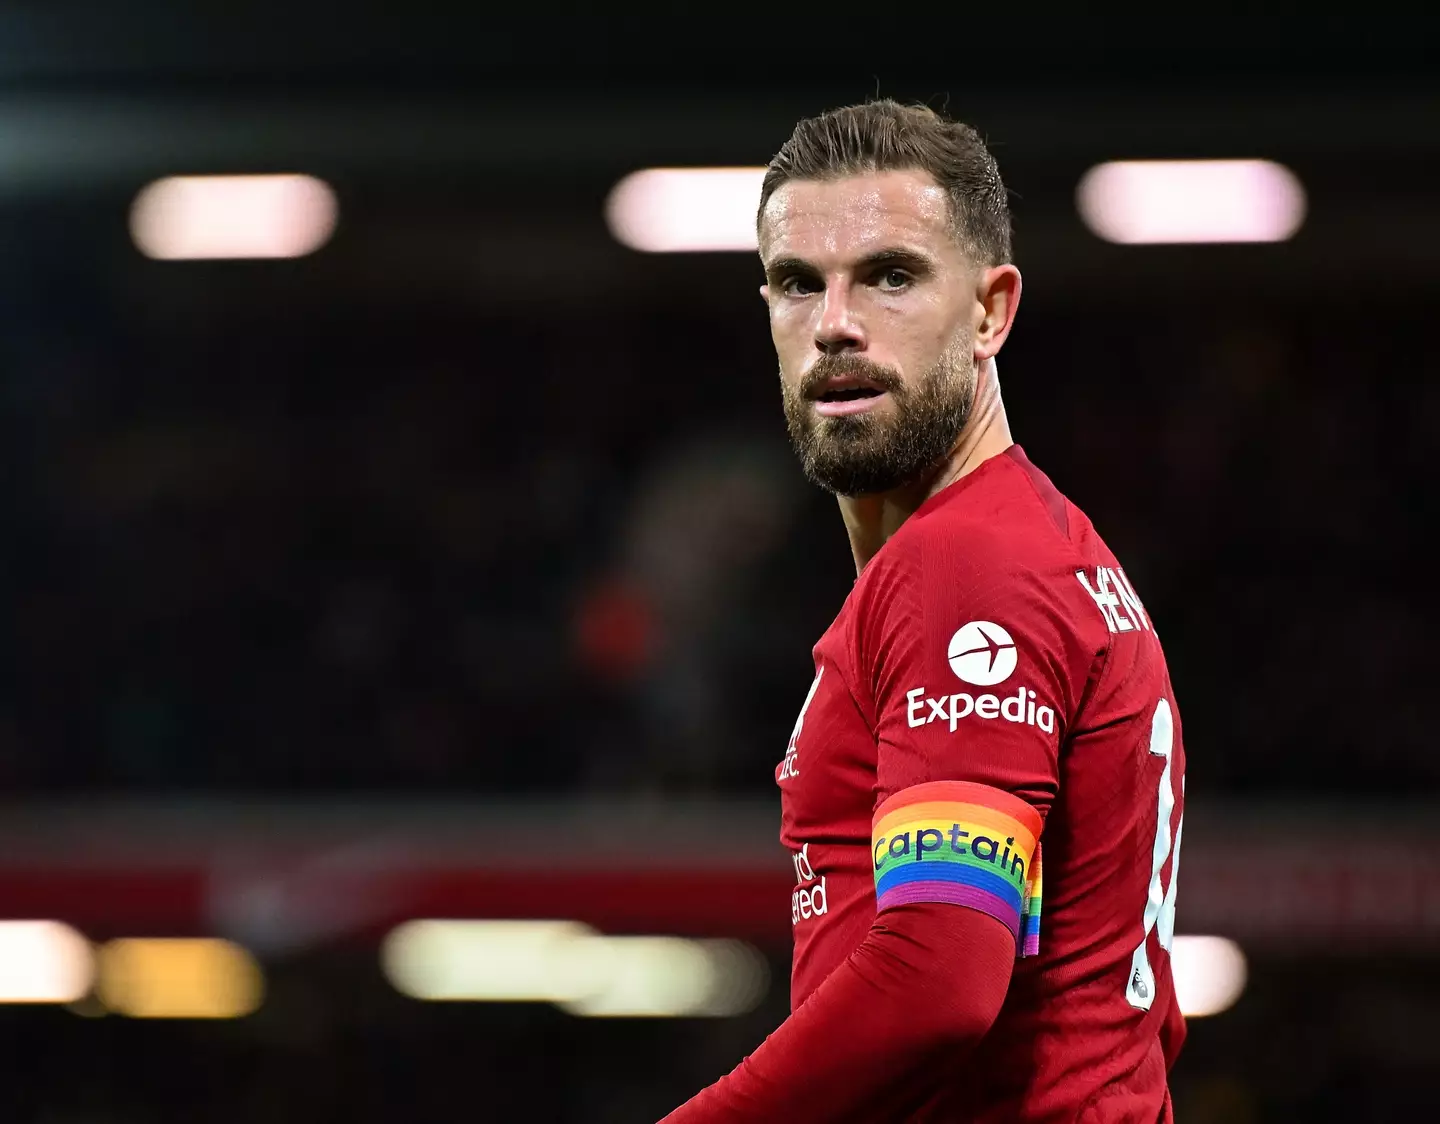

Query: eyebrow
left=764, top=247, right=937, bottom=279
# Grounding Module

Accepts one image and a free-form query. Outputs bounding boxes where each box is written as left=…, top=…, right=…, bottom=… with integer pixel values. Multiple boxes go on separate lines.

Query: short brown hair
left=757, top=99, right=1013, bottom=265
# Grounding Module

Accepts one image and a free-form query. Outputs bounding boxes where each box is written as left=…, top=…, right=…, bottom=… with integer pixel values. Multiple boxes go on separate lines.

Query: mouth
left=808, top=375, right=890, bottom=417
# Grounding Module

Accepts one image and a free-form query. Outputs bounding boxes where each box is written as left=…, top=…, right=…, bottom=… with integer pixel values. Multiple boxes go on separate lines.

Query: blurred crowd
left=0, top=243, right=1433, bottom=802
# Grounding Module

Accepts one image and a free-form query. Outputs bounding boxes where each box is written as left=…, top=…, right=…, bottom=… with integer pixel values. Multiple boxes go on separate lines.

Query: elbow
left=864, top=903, right=1015, bottom=1051
left=930, top=988, right=1005, bottom=1049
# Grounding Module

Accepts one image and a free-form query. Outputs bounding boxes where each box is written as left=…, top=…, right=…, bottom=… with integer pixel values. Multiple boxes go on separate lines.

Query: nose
left=814, top=283, right=866, bottom=355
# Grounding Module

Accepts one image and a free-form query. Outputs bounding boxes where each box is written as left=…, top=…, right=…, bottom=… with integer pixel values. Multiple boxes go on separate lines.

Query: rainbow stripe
left=872, top=780, right=1043, bottom=952
left=1021, top=843, right=1043, bottom=956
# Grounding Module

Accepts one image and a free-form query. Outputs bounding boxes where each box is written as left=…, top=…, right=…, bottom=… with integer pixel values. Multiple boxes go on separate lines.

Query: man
left=661, top=100, right=1187, bottom=1122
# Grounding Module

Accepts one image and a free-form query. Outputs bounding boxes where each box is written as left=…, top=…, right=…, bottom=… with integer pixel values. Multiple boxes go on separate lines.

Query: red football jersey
left=777, top=445, right=1187, bottom=1122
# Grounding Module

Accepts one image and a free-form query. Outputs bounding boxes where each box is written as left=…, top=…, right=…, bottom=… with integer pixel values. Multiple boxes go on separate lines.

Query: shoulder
left=847, top=451, right=1119, bottom=684
left=866, top=448, right=1085, bottom=600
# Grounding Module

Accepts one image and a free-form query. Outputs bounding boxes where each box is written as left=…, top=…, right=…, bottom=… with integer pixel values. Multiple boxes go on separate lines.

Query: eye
left=876, top=268, right=912, bottom=291
left=780, top=274, right=822, bottom=296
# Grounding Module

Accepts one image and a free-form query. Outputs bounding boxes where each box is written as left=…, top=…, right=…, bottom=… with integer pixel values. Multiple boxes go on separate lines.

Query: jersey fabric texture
left=777, top=445, right=1187, bottom=1122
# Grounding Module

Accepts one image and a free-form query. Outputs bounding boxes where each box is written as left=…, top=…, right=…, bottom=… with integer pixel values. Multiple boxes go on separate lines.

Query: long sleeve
left=658, top=901, right=1016, bottom=1123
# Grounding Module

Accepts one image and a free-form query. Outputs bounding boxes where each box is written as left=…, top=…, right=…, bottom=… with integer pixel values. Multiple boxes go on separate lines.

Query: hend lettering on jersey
left=905, top=684, right=1056, bottom=736
left=1075, top=566, right=1150, bottom=634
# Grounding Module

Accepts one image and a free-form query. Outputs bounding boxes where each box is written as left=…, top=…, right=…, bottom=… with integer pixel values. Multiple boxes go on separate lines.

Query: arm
left=659, top=900, right=1015, bottom=1123
left=664, top=536, right=1068, bottom=1121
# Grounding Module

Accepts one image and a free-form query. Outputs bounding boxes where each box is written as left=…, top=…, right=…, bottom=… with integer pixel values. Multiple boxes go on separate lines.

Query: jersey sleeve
left=857, top=530, right=1083, bottom=948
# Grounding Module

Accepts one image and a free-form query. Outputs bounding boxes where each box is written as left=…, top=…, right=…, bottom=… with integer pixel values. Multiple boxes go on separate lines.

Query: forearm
left=659, top=903, right=1015, bottom=1123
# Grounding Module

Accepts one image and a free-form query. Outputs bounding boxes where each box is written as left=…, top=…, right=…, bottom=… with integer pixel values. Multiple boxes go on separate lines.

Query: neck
left=838, top=357, right=1013, bottom=575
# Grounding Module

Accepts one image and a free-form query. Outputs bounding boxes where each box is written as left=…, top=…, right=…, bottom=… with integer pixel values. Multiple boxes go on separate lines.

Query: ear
left=973, top=264, right=1022, bottom=361
left=759, top=284, right=771, bottom=303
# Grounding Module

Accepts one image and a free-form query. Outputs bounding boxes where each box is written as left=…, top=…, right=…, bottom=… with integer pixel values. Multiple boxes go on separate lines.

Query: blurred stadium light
left=1171, top=934, right=1247, bottom=1018
left=605, top=167, right=766, bottom=252
left=96, top=938, right=264, bottom=1018
left=383, top=919, right=768, bottom=1018
left=0, top=921, right=94, bottom=1004
left=383, top=919, right=605, bottom=1003
left=1076, top=159, right=1306, bottom=244
left=129, top=173, right=337, bottom=260
left=558, top=937, right=769, bottom=1019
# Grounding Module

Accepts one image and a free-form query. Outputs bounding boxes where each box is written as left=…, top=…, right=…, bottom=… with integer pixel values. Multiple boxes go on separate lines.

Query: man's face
left=759, top=170, right=981, bottom=497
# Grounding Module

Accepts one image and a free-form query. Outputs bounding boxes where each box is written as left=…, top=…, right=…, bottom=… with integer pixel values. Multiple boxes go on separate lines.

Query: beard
left=781, top=342, right=976, bottom=497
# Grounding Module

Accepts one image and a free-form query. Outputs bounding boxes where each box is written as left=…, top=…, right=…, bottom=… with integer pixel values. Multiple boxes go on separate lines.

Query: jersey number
left=1125, top=698, right=1184, bottom=1011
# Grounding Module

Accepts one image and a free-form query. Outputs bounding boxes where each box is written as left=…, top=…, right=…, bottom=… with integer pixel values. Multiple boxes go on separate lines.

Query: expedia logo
left=906, top=621, right=1056, bottom=736
left=946, top=621, right=1017, bottom=686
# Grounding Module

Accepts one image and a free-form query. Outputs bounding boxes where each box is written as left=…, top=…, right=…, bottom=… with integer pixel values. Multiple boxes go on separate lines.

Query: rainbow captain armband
left=872, top=780, right=1045, bottom=956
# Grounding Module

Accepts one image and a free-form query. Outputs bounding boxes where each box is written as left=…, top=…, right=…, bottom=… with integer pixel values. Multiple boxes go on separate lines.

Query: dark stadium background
left=1, top=5, right=1436, bottom=1121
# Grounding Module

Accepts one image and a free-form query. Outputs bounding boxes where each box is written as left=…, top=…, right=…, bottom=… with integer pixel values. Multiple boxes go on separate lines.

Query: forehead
left=759, top=169, right=956, bottom=266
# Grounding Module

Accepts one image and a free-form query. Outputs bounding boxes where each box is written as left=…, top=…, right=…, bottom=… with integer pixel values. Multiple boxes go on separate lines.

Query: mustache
left=798, top=354, right=904, bottom=399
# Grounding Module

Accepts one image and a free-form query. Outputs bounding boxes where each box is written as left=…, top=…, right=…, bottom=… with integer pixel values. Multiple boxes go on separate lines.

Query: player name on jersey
left=1075, top=565, right=1150, bottom=634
